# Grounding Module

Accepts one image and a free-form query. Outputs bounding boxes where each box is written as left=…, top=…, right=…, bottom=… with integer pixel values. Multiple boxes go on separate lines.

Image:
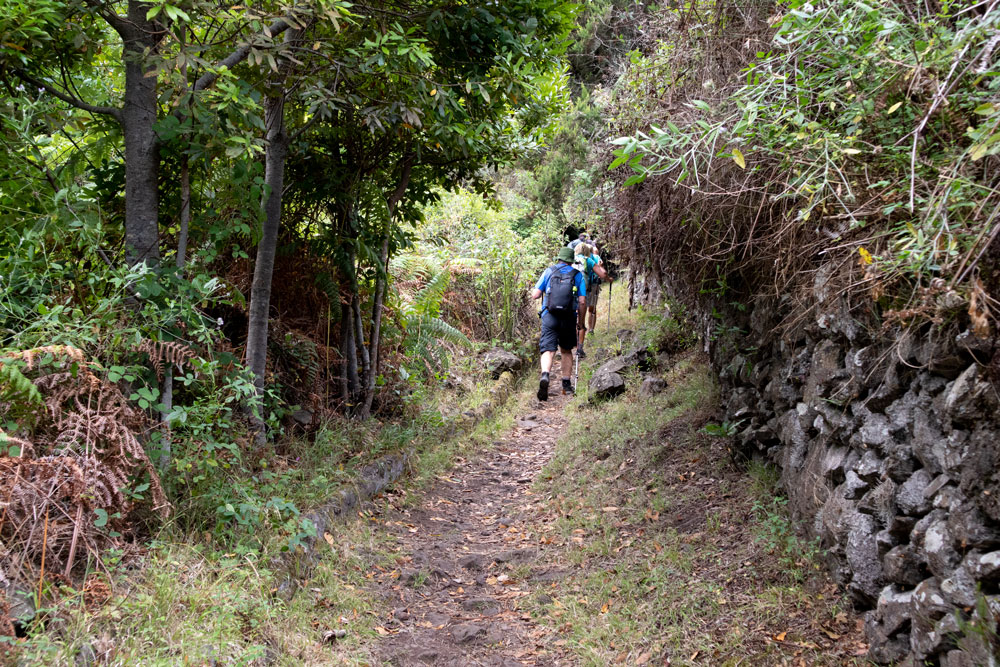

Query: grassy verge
left=519, top=297, right=868, bottom=665
left=8, top=363, right=526, bottom=665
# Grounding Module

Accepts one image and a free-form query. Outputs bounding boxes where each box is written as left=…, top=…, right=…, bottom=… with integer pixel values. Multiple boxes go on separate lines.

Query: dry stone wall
left=664, top=261, right=1000, bottom=665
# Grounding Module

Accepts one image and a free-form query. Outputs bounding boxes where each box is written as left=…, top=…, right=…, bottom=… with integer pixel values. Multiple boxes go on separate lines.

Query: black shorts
left=539, top=311, right=577, bottom=352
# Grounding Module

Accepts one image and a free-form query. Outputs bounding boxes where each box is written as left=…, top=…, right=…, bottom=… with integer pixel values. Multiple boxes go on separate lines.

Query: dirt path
left=366, top=386, right=572, bottom=667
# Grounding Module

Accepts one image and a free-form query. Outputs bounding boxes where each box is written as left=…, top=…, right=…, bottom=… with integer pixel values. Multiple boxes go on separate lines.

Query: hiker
left=574, top=243, right=612, bottom=358
left=530, top=247, right=586, bottom=400
left=564, top=225, right=580, bottom=246
left=568, top=231, right=589, bottom=251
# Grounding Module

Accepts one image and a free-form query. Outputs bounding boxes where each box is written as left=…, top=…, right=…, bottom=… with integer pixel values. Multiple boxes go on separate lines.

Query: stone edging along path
left=275, top=369, right=525, bottom=592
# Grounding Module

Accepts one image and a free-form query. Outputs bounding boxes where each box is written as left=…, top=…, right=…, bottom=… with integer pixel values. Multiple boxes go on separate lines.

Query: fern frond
left=0, top=362, right=42, bottom=405
left=411, top=270, right=450, bottom=316
left=2, top=345, right=85, bottom=371
left=137, top=339, right=196, bottom=380
left=315, top=272, right=340, bottom=302
left=391, top=253, right=441, bottom=282
left=410, top=314, right=471, bottom=348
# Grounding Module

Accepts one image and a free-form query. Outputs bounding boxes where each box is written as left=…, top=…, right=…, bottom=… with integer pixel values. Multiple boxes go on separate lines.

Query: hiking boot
left=537, top=373, right=549, bottom=401
left=562, top=378, right=574, bottom=395
left=577, top=348, right=586, bottom=359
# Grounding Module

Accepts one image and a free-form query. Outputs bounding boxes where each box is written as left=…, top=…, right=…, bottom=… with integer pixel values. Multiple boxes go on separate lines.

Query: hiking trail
left=365, top=387, right=574, bottom=666
left=349, top=345, right=868, bottom=666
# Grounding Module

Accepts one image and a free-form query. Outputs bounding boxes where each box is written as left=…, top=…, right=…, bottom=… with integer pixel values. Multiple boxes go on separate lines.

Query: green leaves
left=129, top=385, right=160, bottom=410
left=145, top=2, right=191, bottom=23
left=0, top=362, right=42, bottom=405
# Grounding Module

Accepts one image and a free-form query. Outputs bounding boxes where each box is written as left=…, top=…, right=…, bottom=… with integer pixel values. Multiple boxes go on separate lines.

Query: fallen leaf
left=732, top=147, right=746, bottom=169
left=601, top=601, right=610, bottom=614
left=636, top=652, right=652, bottom=665
left=776, top=631, right=787, bottom=641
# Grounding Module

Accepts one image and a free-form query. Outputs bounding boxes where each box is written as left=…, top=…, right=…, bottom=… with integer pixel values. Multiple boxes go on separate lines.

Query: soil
left=367, top=387, right=574, bottom=666
left=358, top=358, right=867, bottom=666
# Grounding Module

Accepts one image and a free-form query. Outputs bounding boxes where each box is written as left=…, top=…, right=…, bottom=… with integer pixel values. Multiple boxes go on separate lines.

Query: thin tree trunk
left=340, top=233, right=361, bottom=403
left=340, top=295, right=358, bottom=400
left=121, top=1, right=161, bottom=267
left=160, top=29, right=191, bottom=473
left=357, top=157, right=413, bottom=419
left=356, top=230, right=389, bottom=420
left=246, top=91, right=289, bottom=444
left=352, top=273, right=370, bottom=398
left=176, top=157, right=191, bottom=269
left=159, top=372, right=173, bottom=472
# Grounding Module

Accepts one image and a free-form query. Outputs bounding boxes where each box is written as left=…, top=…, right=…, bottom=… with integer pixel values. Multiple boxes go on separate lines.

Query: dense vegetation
left=0, top=0, right=574, bottom=628
left=601, top=0, right=1000, bottom=345
left=3, top=0, right=999, bottom=660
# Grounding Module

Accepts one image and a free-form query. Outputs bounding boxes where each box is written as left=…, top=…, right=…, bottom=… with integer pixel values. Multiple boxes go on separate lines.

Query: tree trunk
left=159, top=372, right=172, bottom=472
left=340, top=293, right=358, bottom=401
left=246, top=92, right=289, bottom=443
left=121, top=1, right=161, bottom=267
left=357, top=157, right=413, bottom=419
left=352, top=286, right=370, bottom=404
left=175, top=148, right=191, bottom=269
left=356, top=230, right=390, bottom=420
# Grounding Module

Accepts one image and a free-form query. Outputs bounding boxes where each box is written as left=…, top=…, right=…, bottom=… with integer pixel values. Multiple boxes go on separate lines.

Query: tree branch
left=81, top=0, right=133, bottom=40
left=386, top=153, right=415, bottom=213
left=11, top=69, right=121, bottom=121
left=192, top=17, right=292, bottom=92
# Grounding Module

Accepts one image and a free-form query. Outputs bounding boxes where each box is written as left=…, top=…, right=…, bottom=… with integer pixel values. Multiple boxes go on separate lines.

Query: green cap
left=556, top=247, right=575, bottom=263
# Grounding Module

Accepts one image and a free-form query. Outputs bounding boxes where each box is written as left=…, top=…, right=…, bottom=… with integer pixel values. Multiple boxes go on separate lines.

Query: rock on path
left=367, top=391, right=572, bottom=666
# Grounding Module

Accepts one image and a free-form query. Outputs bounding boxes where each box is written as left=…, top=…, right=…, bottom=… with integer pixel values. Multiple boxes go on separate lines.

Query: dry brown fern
left=136, top=339, right=196, bottom=380
left=0, top=586, right=13, bottom=648
left=1, top=345, right=85, bottom=372
left=0, top=347, right=171, bottom=591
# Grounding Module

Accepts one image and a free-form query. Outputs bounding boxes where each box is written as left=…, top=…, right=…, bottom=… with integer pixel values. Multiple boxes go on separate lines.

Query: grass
left=7, top=350, right=530, bottom=665
left=517, top=288, right=869, bottom=666
left=10, top=493, right=400, bottom=665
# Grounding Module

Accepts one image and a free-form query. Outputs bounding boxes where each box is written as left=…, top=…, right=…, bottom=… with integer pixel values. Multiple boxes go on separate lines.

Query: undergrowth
left=605, top=0, right=1000, bottom=340
left=7, top=363, right=523, bottom=664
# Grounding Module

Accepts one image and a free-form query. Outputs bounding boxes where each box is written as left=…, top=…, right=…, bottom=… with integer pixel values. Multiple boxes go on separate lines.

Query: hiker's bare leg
left=587, top=305, right=597, bottom=332
left=559, top=347, right=573, bottom=379
left=540, top=350, right=555, bottom=374
left=578, top=326, right=587, bottom=350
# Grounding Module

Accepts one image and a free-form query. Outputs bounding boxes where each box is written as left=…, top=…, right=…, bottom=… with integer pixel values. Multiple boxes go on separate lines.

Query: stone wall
left=656, top=263, right=1000, bottom=664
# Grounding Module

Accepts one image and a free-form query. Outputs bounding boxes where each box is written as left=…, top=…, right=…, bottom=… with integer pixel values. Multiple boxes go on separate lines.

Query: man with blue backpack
left=530, top=247, right=587, bottom=400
